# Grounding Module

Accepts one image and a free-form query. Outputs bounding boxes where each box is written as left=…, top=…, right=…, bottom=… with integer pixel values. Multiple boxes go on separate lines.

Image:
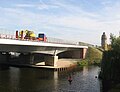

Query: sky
left=0, top=0, right=120, bottom=45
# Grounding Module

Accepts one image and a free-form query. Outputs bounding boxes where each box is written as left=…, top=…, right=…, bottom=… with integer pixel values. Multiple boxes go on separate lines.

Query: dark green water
left=0, top=66, right=101, bottom=92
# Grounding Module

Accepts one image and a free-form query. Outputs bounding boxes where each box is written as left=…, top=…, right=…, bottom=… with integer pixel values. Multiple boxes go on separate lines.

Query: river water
left=0, top=65, right=101, bottom=92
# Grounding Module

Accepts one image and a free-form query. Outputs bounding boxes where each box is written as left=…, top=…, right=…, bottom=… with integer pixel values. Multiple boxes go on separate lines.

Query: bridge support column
left=45, top=55, right=58, bottom=66
left=17, top=53, right=35, bottom=64
left=0, top=52, right=6, bottom=63
left=0, top=52, right=10, bottom=64
left=29, top=53, right=34, bottom=64
left=81, top=48, right=87, bottom=59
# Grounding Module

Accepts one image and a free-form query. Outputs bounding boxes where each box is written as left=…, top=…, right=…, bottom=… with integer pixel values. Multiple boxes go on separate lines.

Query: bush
left=77, top=59, right=88, bottom=66
left=77, top=47, right=102, bottom=67
left=86, top=47, right=102, bottom=64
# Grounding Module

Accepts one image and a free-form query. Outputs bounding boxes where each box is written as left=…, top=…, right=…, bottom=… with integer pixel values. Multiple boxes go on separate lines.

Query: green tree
left=110, top=34, right=120, bottom=52
left=101, top=34, right=120, bottom=81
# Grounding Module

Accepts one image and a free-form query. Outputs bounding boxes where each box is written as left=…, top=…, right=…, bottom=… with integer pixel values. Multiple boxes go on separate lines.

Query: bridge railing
left=47, top=37, right=77, bottom=45
left=0, top=34, right=16, bottom=39
left=0, top=33, right=78, bottom=45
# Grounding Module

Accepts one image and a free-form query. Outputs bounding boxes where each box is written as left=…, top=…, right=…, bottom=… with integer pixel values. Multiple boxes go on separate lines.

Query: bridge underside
left=58, top=49, right=85, bottom=59
left=0, top=48, right=87, bottom=66
left=0, top=44, right=67, bottom=55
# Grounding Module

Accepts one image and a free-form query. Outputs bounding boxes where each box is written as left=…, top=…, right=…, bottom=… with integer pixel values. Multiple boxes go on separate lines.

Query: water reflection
left=83, top=66, right=88, bottom=76
left=54, top=71, right=58, bottom=91
left=9, top=67, right=20, bottom=92
left=0, top=66, right=101, bottom=92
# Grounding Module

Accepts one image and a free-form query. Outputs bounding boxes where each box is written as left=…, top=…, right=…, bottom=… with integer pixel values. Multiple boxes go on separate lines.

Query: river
left=0, top=65, right=101, bottom=92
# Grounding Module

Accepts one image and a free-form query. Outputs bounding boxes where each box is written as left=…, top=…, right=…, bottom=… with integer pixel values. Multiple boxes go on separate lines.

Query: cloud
left=16, top=3, right=59, bottom=10
left=0, top=0, right=120, bottom=45
left=15, top=0, right=59, bottom=10
left=15, top=4, right=35, bottom=8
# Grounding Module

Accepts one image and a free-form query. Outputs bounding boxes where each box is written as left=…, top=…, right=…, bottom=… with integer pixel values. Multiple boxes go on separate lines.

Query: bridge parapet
left=47, top=37, right=77, bottom=45
left=0, top=32, right=78, bottom=45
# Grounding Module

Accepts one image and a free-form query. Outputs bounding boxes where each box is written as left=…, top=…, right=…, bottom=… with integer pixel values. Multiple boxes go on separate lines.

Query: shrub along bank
left=78, top=47, right=102, bottom=66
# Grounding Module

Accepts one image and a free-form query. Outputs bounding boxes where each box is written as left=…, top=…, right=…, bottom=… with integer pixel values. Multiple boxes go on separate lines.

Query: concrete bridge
left=0, top=37, right=88, bottom=67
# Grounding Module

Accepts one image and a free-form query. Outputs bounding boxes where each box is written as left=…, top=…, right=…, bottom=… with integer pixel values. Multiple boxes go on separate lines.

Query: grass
left=86, top=47, right=102, bottom=64
left=78, top=47, right=103, bottom=67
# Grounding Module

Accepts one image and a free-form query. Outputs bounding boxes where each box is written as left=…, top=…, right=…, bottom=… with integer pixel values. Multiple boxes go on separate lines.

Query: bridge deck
left=0, top=38, right=88, bottom=49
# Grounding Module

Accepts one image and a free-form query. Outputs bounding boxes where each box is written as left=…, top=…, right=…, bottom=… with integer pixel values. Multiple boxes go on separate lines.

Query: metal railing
left=0, top=33, right=78, bottom=45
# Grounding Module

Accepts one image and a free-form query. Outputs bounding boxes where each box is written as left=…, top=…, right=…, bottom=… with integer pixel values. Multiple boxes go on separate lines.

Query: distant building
left=101, top=32, right=107, bottom=50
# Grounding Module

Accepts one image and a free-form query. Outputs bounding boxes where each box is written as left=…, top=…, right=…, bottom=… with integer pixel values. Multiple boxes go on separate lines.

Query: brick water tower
left=101, top=32, right=107, bottom=50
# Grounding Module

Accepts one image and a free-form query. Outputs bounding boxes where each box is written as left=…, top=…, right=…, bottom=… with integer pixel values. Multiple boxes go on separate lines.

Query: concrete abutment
left=45, top=55, right=58, bottom=66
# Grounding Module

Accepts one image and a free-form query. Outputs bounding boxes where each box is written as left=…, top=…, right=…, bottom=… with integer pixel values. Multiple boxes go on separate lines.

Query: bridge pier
left=0, top=52, right=10, bottom=64
left=82, top=48, right=87, bottom=59
left=0, top=52, right=6, bottom=63
left=45, top=55, right=58, bottom=66
left=10, top=53, right=35, bottom=65
left=5, top=53, right=41, bottom=65
left=29, top=53, right=35, bottom=64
